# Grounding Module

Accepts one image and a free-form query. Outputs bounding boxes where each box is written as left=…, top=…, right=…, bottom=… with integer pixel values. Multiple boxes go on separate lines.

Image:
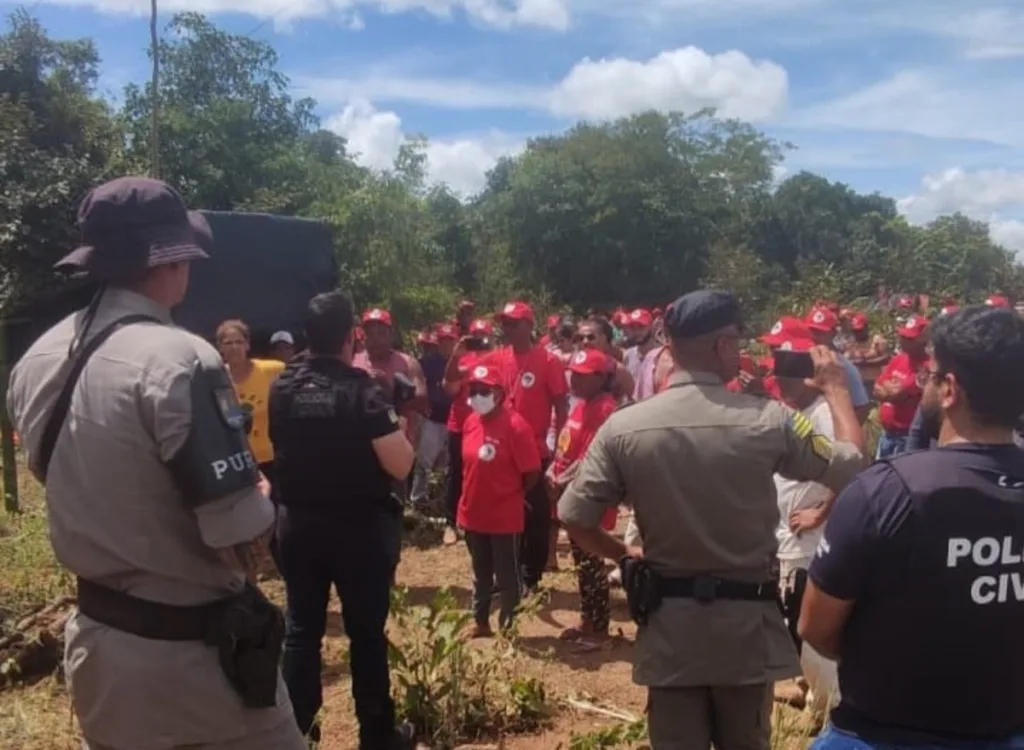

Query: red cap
left=546, top=314, right=560, bottom=329
left=897, top=315, right=929, bottom=339
left=939, top=304, right=959, bottom=317
left=436, top=323, right=458, bottom=339
left=625, top=308, right=653, bottom=327
left=612, top=309, right=627, bottom=326
left=497, top=301, right=534, bottom=324
left=986, top=295, right=1011, bottom=309
left=568, top=348, right=613, bottom=375
left=458, top=299, right=475, bottom=311
left=775, top=332, right=816, bottom=353
left=805, top=306, right=839, bottom=333
left=362, top=308, right=393, bottom=327
left=762, top=316, right=812, bottom=346
left=467, top=363, right=501, bottom=388
left=470, top=319, right=494, bottom=336
left=417, top=331, right=437, bottom=345
left=849, top=313, right=868, bottom=331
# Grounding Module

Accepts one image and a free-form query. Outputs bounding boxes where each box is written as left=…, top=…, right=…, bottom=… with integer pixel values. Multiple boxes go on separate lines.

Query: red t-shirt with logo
left=493, top=345, right=568, bottom=456
left=553, top=393, right=618, bottom=529
left=458, top=407, right=542, bottom=534
left=877, top=352, right=930, bottom=433
left=446, top=351, right=489, bottom=434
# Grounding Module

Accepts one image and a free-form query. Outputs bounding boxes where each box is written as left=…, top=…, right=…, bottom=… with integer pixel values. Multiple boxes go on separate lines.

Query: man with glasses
left=800, top=305, right=1024, bottom=750
left=559, top=290, right=866, bottom=750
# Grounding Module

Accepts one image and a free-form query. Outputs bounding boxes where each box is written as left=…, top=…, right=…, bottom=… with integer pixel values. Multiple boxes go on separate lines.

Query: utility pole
left=149, top=0, right=160, bottom=179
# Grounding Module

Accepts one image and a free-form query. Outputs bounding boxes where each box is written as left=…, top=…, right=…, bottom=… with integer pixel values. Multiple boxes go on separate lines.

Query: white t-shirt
left=775, top=396, right=835, bottom=561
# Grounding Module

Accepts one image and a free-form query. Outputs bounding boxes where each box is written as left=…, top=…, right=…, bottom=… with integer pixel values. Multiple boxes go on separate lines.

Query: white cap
left=270, top=330, right=294, bottom=345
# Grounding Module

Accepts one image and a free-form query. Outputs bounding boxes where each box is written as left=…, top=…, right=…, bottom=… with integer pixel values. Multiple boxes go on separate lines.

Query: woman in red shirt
left=458, top=363, right=542, bottom=637
left=547, top=348, right=619, bottom=642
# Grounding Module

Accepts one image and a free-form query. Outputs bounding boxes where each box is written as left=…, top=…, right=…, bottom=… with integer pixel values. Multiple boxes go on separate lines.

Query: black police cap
left=664, top=290, right=743, bottom=339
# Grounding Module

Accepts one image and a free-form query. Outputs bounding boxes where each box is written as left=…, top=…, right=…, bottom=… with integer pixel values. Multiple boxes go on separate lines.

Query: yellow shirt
left=234, top=358, right=285, bottom=465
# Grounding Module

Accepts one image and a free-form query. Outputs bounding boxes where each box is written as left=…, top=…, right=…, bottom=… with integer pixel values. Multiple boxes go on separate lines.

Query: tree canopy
left=2, top=11, right=1021, bottom=330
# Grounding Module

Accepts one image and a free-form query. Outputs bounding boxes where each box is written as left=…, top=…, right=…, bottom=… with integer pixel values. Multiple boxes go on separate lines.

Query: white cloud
left=792, top=70, right=1024, bottom=148
left=303, top=45, right=789, bottom=123
left=325, top=99, right=522, bottom=195
left=41, top=0, right=569, bottom=30
left=898, top=168, right=1024, bottom=252
left=548, top=47, right=787, bottom=122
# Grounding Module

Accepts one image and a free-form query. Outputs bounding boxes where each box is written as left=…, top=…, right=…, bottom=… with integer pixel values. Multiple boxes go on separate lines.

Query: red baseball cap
left=436, top=323, right=458, bottom=340
left=467, top=363, right=501, bottom=388
left=470, top=319, right=494, bottom=336
left=776, top=331, right=816, bottom=353
left=625, top=309, right=653, bottom=327
left=497, top=301, right=534, bottom=324
left=362, top=308, right=393, bottom=327
left=568, top=348, right=613, bottom=375
left=805, top=306, right=839, bottom=333
left=417, top=331, right=437, bottom=345
left=939, top=304, right=959, bottom=317
left=897, top=315, right=929, bottom=339
left=849, top=313, right=868, bottom=331
left=546, top=314, right=560, bottom=328
left=986, top=295, right=1011, bottom=309
left=762, top=316, right=812, bottom=347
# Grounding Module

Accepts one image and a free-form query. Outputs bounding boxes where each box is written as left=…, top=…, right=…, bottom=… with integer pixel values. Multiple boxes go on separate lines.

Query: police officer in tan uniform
left=7, top=177, right=306, bottom=750
left=559, top=290, right=866, bottom=750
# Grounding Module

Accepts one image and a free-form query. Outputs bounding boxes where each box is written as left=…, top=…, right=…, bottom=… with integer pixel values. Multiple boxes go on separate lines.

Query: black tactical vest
left=269, top=356, right=393, bottom=516
left=834, top=444, right=1024, bottom=743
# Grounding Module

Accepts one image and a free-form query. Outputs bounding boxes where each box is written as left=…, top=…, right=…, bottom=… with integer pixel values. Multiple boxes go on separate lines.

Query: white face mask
left=469, top=393, right=497, bottom=415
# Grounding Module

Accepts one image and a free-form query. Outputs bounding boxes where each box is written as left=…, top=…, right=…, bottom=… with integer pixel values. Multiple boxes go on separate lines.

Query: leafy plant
left=387, top=586, right=551, bottom=749
left=568, top=718, right=649, bottom=750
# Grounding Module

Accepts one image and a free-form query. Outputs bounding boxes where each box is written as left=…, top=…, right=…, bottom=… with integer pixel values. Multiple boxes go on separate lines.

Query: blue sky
left=10, top=0, right=1024, bottom=251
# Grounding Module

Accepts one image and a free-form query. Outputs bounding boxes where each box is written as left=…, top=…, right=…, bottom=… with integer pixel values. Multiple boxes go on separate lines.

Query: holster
left=203, top=583, right=286, bottom=709
left=619, top=557, right=662, bottom=626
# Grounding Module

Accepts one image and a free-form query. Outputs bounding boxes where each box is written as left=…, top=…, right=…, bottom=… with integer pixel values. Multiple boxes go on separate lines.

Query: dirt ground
left=0, top=513, right=813, bottom=750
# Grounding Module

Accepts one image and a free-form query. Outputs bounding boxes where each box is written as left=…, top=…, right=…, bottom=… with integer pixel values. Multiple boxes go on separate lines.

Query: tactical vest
left=270, top=357, right=393, bottom=516
left=835, top=444, right=1024, bottom=742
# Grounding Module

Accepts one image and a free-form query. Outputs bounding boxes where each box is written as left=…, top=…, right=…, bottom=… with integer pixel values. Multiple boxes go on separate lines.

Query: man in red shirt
left=441, top=319, right=495, bottom=542
left=873, top=314, right=930, bottom=458
left=458, top=363, right=541, bottom=637
left=495, top=301, right=569, bottom=591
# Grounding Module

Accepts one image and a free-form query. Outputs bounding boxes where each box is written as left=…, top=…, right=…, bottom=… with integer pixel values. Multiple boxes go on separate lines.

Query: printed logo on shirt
left=473, top=365, right=489, bottom=379
left=478, top=443, right=497, bottom=462
left=947, top=536, right=1024, bottom=604
left=521, top=372, right=536, bottom=388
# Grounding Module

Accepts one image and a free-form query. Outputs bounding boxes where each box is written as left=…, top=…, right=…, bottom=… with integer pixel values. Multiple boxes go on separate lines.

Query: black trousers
left=258, top=461, right=281, bottom=572
left=277, top=506, right=400, bottom=749
left=444, top=431, right=463, bottom=528
left=781, top=566, right=808, bottom=652
left=519, top=461, right=551, bottom=589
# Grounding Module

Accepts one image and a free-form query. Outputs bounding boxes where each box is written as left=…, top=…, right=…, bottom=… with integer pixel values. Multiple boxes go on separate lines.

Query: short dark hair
left=931, top=306, right=1024, bottom=428
left=305, top=291, right=355, bottom=356
left=584, top=316, right=614, bottom=344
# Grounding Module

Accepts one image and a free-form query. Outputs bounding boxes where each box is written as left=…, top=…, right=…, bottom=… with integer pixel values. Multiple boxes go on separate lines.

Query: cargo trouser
left=647, top=683, right=773, bottom=750
left=277, top=506, right=400, bottom=749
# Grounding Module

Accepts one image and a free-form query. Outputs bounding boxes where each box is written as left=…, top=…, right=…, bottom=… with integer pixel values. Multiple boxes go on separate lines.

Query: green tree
left=0, top=10, right=119, bottom=314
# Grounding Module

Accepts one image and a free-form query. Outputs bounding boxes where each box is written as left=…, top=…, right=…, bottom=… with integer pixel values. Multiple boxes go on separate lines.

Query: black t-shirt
left=268, top=355, right=400, bottom=516
left=809, top=443, right=1024, bottom=745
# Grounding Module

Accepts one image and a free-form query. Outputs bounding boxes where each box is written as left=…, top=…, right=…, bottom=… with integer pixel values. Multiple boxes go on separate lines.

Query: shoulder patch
left=787, top=410, right=814, bottom=440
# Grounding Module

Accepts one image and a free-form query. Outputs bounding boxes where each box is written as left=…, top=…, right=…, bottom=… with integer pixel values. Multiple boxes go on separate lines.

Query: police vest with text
left=847, top=445, right=1024, bottom=740
left=270, top=357, right=394, bottom=515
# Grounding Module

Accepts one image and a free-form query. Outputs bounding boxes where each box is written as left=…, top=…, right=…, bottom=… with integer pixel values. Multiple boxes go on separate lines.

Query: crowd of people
left=7, top=174, right=1024, bottom=750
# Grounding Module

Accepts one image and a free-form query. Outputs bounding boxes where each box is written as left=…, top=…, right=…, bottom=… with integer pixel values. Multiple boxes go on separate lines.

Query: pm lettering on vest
left=211, top=450, right=258, bottom=481
left=947, top=536, right=1024, bottom=604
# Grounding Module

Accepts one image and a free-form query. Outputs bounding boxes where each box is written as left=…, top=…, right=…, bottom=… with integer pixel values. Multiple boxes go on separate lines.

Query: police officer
left=6, top=177, right=306, bottom=750
left=800, top=305, right=1024, bottom=750
left=558, top=290, right=866, bottom=750
left=268, top=291, right=416, bottom=749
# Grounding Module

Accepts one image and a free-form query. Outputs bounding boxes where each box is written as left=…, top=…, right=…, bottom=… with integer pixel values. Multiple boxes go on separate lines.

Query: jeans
left=876, top=432, right=909, bottom=460
left=277, top=506, right=400, bottom=749
left=812, top=725, right=1024, bottom=750
left=520, top=462, right=552, bottom=589
left=410, top=419, right=448, bottom=506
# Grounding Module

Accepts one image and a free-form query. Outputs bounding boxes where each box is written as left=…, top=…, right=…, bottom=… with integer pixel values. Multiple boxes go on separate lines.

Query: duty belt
left=76, top=577, right=225, bottom=641
left=660, top=575, right=779, bottom=604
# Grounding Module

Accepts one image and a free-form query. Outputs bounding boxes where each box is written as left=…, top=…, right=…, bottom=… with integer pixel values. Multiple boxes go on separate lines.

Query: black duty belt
left=660, top=575, right=779, bottom=604
left=77, top=577, right=227, bottom=641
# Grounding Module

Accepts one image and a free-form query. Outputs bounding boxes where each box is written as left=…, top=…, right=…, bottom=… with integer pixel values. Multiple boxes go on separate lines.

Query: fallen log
left=0, top=596, right=75, bottom=689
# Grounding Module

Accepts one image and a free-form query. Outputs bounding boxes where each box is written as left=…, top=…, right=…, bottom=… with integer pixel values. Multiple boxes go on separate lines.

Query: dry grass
left=1, top=459, right=818, bottom=750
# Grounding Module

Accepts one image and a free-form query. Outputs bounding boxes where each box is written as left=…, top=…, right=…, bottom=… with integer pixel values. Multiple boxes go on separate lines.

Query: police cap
left=664, top=290, right=743, bottom=340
